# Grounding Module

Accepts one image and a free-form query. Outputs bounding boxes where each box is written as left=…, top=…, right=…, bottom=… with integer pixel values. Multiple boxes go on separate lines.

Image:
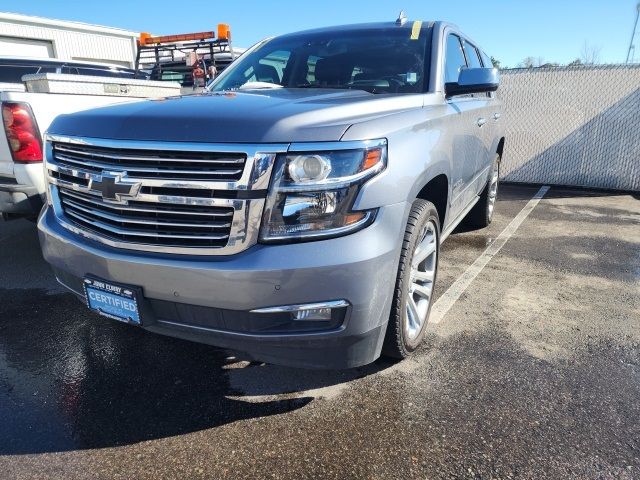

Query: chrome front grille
left=52, top=143, right=246, bottom=181
left=58, top=189, right=234, bottom=248
left=45, top=135, right=289, bottom=255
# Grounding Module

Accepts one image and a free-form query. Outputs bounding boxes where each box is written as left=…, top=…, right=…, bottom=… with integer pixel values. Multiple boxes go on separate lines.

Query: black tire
left=465, top=154, right=500, bottom=229
left=382, top=199, right=440, bottom=359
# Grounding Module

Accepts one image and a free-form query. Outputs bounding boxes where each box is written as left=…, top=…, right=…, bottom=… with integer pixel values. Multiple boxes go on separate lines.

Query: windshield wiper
left=238, top=81, right=284, bottom=90
left=295, top=84, right=380, bottom=94
left=295, top=84, right=345, bottom=89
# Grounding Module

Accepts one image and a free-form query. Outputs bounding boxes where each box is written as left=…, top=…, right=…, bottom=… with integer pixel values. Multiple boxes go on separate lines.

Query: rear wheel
left=383, top=199, right=440, bottom=359
left=465, top=154, right=500, bottom=228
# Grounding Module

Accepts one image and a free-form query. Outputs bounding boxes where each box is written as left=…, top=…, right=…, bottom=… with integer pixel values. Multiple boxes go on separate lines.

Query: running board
left=440, top=195, right=480, bottom=244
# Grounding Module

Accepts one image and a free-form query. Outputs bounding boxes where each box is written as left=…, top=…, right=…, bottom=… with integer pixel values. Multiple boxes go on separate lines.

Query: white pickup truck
left=0, top=57, right=179, bottom=220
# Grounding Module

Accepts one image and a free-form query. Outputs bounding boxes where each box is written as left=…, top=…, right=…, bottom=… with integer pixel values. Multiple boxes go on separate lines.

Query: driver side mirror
left=445, top=67, right=499, bottom=97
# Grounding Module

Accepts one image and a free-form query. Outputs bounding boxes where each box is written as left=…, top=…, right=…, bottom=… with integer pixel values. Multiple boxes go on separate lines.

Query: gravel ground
left=0, top=184, right=638, bottom=479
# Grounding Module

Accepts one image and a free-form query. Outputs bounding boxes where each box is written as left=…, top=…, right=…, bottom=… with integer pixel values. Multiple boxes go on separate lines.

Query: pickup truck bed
left=1, top=73, right=180, bottom=218
left=0, top=90, right=143, bottom=217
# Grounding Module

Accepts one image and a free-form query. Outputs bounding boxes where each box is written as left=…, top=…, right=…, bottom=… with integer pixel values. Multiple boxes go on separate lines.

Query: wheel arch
left=415, top=174, right=448, bottom=230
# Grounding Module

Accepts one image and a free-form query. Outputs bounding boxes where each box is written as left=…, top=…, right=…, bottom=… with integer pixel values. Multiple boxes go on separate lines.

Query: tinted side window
left=480, top=51, right=493, bottom=68
left=444, top=34, right=467, bottom=83
left=36, top=66, right=58, bottom=74
left=0, top=65, right=39, bottom=83
left=61, top=66, right=79, bottom=75
left=76, top=67, right=136, bottom=79
left=151, top=63, right=193, bottom=86
left=463, top=42, right=482, bottom=68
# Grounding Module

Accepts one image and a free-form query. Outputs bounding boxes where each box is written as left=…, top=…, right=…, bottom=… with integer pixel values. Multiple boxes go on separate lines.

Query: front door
left=443, top=33, right=489, bottom=220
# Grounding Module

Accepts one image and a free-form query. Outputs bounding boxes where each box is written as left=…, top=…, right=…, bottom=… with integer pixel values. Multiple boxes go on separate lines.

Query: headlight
left=260, top=140, right=387, bottom=242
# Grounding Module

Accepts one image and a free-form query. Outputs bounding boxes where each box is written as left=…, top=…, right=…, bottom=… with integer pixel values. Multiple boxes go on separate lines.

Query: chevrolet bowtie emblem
left=89, top=172, right=141, bottom=202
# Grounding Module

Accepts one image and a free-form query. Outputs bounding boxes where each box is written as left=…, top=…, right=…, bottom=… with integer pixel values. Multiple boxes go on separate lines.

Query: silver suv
left=38, top=18, right=505, bottom=368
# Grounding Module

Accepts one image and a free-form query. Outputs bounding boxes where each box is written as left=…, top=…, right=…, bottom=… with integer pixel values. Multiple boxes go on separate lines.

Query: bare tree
left=580, top=42, right=601, bottom=65
left=518, top=56, right=546, bottom=68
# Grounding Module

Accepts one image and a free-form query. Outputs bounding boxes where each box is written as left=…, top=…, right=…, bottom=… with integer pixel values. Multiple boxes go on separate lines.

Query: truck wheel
left=465, top=154, right=500, bottom=228
left=383, top=199, right=440, bottom=359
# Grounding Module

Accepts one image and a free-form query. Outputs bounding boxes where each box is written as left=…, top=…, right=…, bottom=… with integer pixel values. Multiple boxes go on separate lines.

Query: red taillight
left=2, top=102, right=42, bottom=163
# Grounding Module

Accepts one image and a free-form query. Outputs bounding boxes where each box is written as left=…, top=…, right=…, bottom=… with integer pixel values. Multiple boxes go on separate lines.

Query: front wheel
left=383, top=199, right=440, bottom=359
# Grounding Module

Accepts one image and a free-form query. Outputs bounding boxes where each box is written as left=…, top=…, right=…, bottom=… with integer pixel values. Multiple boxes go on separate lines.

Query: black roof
left=276, top=20, right=436, bottom=39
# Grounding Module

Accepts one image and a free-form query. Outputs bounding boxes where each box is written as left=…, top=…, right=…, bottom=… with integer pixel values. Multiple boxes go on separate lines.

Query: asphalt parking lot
left=0, top=184, right=638, bottom=479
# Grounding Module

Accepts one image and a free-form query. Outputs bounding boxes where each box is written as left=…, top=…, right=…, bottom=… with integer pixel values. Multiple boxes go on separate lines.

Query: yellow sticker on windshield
left=411, top=21, right=422, bottom=40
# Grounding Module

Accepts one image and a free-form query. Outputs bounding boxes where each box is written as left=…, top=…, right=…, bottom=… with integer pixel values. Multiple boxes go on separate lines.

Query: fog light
left=250, top=300, right=349, bottom=321
left=292, top=307, right=332, bottom=321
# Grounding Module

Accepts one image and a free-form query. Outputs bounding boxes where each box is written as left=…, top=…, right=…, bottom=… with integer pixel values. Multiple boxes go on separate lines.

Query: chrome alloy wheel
left=488, top=162, right=500, bottom=219
left=405, top=220, right=438, bottom=340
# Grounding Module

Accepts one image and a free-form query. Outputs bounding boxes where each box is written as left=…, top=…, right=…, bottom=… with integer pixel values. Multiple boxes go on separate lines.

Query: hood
left=48, top=89, right=424, bottom=143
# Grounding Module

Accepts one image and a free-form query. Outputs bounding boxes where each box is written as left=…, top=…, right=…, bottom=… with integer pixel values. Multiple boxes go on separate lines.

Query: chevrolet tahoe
left=38, top=18, right=505, bottom=369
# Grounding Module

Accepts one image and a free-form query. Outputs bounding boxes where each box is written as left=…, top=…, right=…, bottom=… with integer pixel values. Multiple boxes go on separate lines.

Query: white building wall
left=0, top=12, right=139, bottom=67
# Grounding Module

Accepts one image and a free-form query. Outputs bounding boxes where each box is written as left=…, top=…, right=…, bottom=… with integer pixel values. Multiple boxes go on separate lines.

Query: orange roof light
left=139, top=32, right=152, bottom=45
left=218, top=23, right=231, bottom=40
left=140, top=31, right=216, bottom=45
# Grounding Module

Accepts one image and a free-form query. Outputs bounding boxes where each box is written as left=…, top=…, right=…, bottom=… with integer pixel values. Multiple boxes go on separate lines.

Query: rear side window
left=76, top=67, right=136, bottom=79
left=0, top=65, right=39, bottom=83
left=61, top=66, right=79, bottom=75
left=444, top=34, right=467, bottom=83
left=150, top=63, right=193, bottom=86
left=463, top=42, right=482, bottom=69
left=480, top=51, right=493, bottom=69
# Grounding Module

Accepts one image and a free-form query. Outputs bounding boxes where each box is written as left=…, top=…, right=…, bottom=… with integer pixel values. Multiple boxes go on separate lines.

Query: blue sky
left=7, top=0, right=640, bottom=67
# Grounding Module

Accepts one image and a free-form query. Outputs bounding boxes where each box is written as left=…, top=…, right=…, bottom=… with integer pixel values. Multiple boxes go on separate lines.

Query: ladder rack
left=134, top=25, right=235, bottom=89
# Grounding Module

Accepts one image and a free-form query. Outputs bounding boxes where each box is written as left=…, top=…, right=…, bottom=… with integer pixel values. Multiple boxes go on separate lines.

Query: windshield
left=209, top=26, right=430, bottom=94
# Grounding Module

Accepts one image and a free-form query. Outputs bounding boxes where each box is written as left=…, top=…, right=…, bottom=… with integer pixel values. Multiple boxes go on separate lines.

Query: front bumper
left=38, top=202, right=409, bottom=368
left=0, top=176, right=42, bottom=216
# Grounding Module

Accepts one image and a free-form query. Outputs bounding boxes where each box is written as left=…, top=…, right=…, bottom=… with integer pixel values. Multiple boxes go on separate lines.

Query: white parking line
left=430, top=185, right=550, bottom=325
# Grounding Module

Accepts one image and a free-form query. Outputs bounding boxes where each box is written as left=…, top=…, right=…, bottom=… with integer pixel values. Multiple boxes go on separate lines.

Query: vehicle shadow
left=0, top=288, right=392, bottom=454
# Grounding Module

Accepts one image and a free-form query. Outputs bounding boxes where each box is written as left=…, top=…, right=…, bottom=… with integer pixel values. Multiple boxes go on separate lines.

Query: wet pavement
left=0, top=184, right=638, bottom=479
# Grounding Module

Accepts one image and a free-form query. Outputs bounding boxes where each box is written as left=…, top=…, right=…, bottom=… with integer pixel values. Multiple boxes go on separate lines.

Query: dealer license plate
left=83, top=277, right=141, bottom=325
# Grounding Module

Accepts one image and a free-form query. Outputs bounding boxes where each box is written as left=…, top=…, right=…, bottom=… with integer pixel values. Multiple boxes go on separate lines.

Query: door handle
left=476, top=117, right=487, bottom=127
left=493, top=113, right=501, bottom=121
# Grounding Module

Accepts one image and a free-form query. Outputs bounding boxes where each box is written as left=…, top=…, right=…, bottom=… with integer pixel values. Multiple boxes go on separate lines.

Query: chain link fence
left=498, top=64, right=640, bottom=191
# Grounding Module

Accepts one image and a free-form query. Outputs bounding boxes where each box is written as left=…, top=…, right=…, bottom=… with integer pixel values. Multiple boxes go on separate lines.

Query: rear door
left=461, top=39, right=493, bottom=195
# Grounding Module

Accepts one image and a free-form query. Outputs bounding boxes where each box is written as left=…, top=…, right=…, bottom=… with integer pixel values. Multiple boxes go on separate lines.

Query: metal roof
left=0, top=11, right=139, bottom=37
